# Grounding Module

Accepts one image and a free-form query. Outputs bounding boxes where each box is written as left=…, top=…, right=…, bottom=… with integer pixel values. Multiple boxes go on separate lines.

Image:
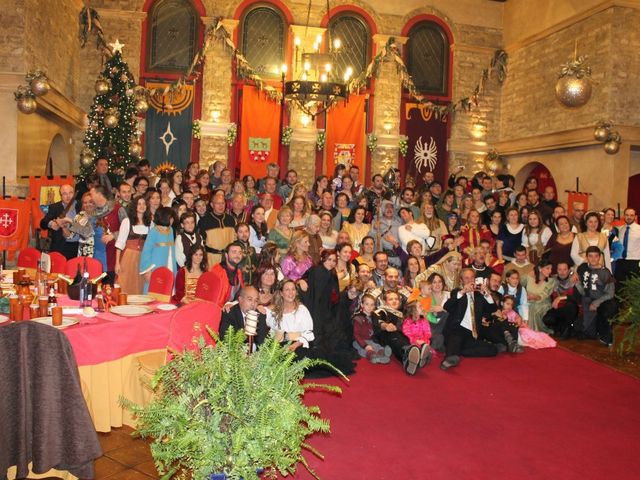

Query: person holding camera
left=441, top=268, right=500, bottom=370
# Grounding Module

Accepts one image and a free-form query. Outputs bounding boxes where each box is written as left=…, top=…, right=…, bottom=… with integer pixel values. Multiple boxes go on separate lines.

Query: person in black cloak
left=299, top=249, right=357, bottom=377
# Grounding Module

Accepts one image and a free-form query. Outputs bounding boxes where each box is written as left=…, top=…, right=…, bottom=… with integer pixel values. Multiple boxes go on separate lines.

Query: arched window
left=241, top=4, right=286, bottom=78
left=147, top=0, right=199, bottom=73
left=407, top=21, right=450, bottom=96
left=328, top=13, right=370, bottom=80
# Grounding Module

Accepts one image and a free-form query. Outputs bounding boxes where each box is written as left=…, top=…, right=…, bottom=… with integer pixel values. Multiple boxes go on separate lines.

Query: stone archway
left=46, top=133, right=71, bottom=176
left=513, top=161, right=557, bottom=196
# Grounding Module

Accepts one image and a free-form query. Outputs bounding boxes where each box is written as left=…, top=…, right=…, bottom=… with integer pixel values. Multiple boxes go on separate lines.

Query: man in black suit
left=39, top=184, right=79, bottom=259
left=76, top=158, right=120, bottom=203
left=441, top=268, right=499, bottom=370
left=219, top=286, right=268, bottom=347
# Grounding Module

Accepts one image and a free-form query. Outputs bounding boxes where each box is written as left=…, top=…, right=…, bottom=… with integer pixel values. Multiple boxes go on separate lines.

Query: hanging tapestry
left=325, top=95, right=365, bottom=176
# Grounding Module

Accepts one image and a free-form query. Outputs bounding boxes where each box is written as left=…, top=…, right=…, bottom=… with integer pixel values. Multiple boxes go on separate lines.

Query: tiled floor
left=29, top=336, right=640, bottom=480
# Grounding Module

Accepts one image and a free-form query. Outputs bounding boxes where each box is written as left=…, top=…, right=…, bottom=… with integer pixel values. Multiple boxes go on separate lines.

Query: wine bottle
left=73, top=264, right=82, bottom=285
left=79, top=271, right=89, bottom=307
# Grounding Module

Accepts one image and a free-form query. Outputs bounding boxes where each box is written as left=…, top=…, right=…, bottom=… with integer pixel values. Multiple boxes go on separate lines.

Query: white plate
left=0, top=314, right=9, bottom=323
left=31, top=316, right=79, bottom=329
left=126, top=294, right=156, bottom=305
left=156, top=303, right=177, bottom=311
left=109, top=305, right=154, bottom=317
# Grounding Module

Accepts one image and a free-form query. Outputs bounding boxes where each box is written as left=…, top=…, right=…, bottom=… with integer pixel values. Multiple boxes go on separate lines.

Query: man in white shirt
left=397, top=207, right=431, bottom=253
left=615, top=207, right=640, bottom=283
left=441, top=268, right=499, bottom=370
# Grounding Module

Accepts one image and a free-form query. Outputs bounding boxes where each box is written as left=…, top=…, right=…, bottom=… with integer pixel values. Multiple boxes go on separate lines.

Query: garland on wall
left=349, top=37, right=508, bottom=119
left=79, top=8, right=506, bottom=122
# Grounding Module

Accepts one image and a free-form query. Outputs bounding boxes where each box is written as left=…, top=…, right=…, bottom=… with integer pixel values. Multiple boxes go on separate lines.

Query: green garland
left=192, top=120, right=201, bottom=139
left=349, top=38, right=508, bottom=119
left=316, top=130, right=326, bottom=151
left=398, top=138, right=408, bottom=157
left=367, top=133, right=378, bottom=153
left=281, top=126, right=293, bottom=146
left=227, top=123, right=238, bottom=146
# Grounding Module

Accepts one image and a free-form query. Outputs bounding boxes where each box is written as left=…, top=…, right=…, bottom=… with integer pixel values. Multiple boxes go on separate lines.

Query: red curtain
left=238, top=86, right=281, bottom=179
left=402, top=101, right=449, bottom=188
left=325, top=95, right=365, bottom=176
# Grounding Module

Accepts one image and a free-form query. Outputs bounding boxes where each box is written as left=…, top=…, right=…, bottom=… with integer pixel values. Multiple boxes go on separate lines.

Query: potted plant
left=121, top=329, right=343, bottom=480
left=612, top=275, right=640, bottom=354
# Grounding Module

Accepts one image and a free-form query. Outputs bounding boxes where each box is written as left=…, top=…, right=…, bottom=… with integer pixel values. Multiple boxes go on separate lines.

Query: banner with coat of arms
left=0, top=197, right=33, bottom=258
left=144, top=81, right=195, bottom=170
left=325, top=95, right=365, bottom=176
left=403, top=100, right=448, bottom=188
left=239, top=86, right=281, bottom=179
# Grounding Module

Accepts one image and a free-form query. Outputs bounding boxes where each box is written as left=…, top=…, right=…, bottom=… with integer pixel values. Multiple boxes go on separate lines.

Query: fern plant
left=612, top=274, right=640, bottom=354
left=121, top=328, right=343, bottom=480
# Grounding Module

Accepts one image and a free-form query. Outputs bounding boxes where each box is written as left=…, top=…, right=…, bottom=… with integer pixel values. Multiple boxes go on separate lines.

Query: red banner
left=567, top=192, right=590, bottom=216
left=325, top=95, right=365, bottom=176
left=0, top=197, right=32, bottom=254
left=402, top=101, right=448, bottom=188
left=239, top=86, right=281, bottom=179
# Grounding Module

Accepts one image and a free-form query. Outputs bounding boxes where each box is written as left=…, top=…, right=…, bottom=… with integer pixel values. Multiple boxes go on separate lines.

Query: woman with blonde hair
left=281, top=230, right=313, bottom=281
left=413, top=251, right=463, bottom=291
left=268, top=205, right=294, bottom=255
left=418, top=202, right=448, bottom=254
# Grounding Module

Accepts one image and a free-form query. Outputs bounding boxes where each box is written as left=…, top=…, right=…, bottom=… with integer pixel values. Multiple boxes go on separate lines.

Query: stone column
left=370, top=34, right=407, bottom=176
left=199, top=18, right=237, bottom=167
left=0, top=73, right=22, bottom=190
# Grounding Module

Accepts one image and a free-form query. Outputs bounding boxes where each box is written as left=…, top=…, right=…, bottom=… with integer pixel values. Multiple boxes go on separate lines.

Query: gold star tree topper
left=109, top=39, right=125, bottom=54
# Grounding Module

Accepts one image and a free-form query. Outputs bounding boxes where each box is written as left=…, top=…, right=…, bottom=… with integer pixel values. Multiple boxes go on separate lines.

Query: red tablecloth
left=59, top=297, right=221, bottom=366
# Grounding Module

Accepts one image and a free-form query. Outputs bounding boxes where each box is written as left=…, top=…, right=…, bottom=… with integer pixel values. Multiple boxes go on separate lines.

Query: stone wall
left=0, top=0, right=26, bottom=74
left=499, top=8, right=614, bottom=141
left=609, top=7, right=640, bottom=128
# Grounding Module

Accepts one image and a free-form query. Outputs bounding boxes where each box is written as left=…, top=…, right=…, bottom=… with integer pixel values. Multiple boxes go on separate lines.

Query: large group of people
left=39, top=158, right=639, bottom=374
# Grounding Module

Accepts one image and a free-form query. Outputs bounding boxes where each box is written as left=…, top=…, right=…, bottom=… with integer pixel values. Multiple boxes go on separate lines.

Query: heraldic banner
left=403, top=101, right=448, bottom=189
left=28, top=175, right=72, bottom=235
left=239, top=86, right=281, bottom=179
left=144, top=81, right=194, bottom=170
left=325, top=94, right=365, bottom=176
left=0, top=197, right=32, bottom=256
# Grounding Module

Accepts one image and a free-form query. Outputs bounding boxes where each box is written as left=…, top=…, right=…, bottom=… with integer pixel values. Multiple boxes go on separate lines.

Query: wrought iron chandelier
left=282, top=0, right=352, bottom=119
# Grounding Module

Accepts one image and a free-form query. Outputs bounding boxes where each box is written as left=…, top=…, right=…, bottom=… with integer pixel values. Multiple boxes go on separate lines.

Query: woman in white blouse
left=114, top=196, right=150, bottom=295
left=319, top=210, right=338, bottom=249
left=263, top=279, right=314, bottom=353
left=571, top=211, right=611, bottom=269
left=521, top=210, right=552, bottom=264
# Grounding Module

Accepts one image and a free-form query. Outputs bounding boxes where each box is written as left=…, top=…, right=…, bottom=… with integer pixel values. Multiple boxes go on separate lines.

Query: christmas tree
left=79, top=45, right=146, bottom=180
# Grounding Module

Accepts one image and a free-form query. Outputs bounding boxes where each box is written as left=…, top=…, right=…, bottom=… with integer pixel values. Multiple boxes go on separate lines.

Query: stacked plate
left=126, top=294, right=155, bottom=305
left=109, top=305, right=154, bottom=317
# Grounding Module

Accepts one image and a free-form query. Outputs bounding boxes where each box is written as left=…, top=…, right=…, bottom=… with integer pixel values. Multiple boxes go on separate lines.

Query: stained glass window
left=147, top=0, right=199, bottom=73
left=328, top=14, right=370, bottom=79
left=241, top=5, right=286, bottom=78
left=407, top=22, right=450, bottom=96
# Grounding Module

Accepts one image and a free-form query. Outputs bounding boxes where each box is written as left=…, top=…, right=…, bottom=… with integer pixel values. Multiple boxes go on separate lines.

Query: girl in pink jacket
left=402, top=301, right=433, bottom=350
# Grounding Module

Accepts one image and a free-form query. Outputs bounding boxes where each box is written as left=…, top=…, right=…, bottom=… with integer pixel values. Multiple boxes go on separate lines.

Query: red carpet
left=294, top=348, right=640, bottom=479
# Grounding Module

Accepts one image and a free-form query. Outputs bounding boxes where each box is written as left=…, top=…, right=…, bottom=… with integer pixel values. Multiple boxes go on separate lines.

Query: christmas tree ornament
left=95, top=78, right=110, bottom=95
left=80, top=150, right=95, bottom=166
left=30, top=77, right=50, bottom=97
left=555, top=54, right=592, bottom=108
left=604, top=131, right=622, bottom=155
left=593, top=120, right=611, bottom=142
left=104, top=108, right=119, bottom=128
left=135, top=98, right=149, bottom=115
left=128, top=142, right=142, bottom=157
left=17, top=96, right=37, bottom=114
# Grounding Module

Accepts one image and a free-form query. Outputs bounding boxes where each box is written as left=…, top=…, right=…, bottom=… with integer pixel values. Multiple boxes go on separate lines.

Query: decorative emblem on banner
left=333, top=143, right=356, bottom=169
left=414, top=136, right=438, bottom=172
left=0, top=208, right=18, bottom=237
left=147, top=82, right=194, bottom=115
left=159, top=122, right=178, bottom=155
left=249, top=137, right=271, bottom=162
